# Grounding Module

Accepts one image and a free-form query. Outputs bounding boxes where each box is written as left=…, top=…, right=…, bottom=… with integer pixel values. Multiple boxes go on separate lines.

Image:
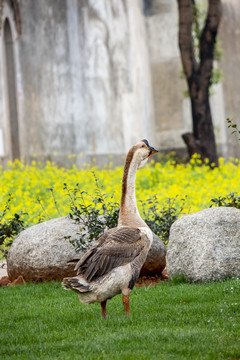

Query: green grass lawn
left=0, top=279, right=239, bottom=360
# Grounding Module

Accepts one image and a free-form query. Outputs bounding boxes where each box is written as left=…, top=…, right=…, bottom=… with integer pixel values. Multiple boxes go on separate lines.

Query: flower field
left=0, top=155, right=240, bottom=227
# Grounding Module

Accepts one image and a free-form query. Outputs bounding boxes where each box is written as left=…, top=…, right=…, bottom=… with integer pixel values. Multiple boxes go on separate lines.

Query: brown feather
left=75, top=227, right=144, bottom=282
left=74, top=229, right=114, bottom=273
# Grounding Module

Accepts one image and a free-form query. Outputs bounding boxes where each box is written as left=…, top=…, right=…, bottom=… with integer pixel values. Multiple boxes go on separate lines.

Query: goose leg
left=122, top=295, right=130, bottom=315
left=101, top=300, right=107, bottom=318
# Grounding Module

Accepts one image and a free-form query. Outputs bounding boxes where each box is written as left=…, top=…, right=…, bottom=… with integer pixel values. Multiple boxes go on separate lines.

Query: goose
left=62, top=139, right=158, bottom=317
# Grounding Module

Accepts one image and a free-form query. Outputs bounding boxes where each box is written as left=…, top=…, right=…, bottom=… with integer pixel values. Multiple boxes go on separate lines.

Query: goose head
left=133, top=139, right=158, bottom=169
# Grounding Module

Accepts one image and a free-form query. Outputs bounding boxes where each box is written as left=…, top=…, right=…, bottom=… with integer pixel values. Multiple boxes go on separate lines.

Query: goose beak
left=148, top=146, right=158, bottom=158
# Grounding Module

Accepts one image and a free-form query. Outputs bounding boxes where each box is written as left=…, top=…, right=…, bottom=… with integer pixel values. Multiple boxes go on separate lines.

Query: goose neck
left=118, top=152, right=146, bottom=227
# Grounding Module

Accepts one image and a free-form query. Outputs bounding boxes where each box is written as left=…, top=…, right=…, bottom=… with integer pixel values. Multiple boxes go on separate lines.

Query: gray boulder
left=167, top=207, right=240, bottom=282
left=7, top=216, right=166, bottom=282
left=7, top=217, right=81, bottom=282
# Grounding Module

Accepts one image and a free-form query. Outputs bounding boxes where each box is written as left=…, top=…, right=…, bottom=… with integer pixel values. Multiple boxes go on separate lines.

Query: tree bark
left=177, top=0, right=221, bottom=166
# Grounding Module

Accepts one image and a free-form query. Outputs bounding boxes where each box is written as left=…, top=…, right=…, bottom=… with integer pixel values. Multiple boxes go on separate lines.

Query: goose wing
left=74, top=227, right=144, bottom=282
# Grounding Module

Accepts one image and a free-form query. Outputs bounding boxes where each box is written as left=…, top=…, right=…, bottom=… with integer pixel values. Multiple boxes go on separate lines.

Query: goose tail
left=62, top=277, right=91, bottom=293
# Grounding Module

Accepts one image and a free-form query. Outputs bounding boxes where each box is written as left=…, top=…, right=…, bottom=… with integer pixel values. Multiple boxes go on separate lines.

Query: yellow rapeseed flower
left=0, top=158, right=239, bottom=227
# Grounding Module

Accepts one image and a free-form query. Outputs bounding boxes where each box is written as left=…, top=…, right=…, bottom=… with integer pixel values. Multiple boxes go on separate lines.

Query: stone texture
left=7, top=216, right=166, bottom=282
left=7, top=217, right=81, bottom=282
left=166, top=207, right=240, bottom=282
left=140, top=232, right=166, bottom=276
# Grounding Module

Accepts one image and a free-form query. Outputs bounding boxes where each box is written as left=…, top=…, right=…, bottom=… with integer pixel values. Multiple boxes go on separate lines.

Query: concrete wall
left=0, top=0, right=239, bottom=166
left=0, top=0, right=155, bottom=165
left=219, top=0, right=240, bottom=157
left=145, top=0, right=189, bottom=152
left=0, top=0, right=20, bottom=159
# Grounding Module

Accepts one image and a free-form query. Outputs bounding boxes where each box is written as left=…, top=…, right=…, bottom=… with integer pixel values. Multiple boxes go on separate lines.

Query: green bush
left=210, top=192, right=240, bottom=209
left=63, top=176, right=120, bottom=252
left=139, top=196, right=185, bottom=245
left=0, top=194, right=26, bottom=258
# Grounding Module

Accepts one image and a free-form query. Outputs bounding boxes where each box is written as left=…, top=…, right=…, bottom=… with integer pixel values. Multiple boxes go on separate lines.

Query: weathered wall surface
left=1, top=0, right=155, bottom=165
left=0, top=35, right=3, bottom=156
left=219, top=0, right=240, bottom=157
left=0, top=0, right=239, bottom=165
left=0, top=0, right=20, bottom=159
left=145, top=0, right=189, bottom=151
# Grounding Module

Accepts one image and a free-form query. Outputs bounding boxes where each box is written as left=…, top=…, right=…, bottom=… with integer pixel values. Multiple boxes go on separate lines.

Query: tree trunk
left=189, top=90, right=218, bottom=165
left=177, top=0, right=222, bottom=166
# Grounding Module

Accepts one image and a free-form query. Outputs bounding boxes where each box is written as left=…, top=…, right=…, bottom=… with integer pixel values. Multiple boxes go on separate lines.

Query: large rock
left=167, top=207, right=240, bottom=282
left=7, top=217, right=81, bottom=282
left=7, top=217, right=166, bottom=282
